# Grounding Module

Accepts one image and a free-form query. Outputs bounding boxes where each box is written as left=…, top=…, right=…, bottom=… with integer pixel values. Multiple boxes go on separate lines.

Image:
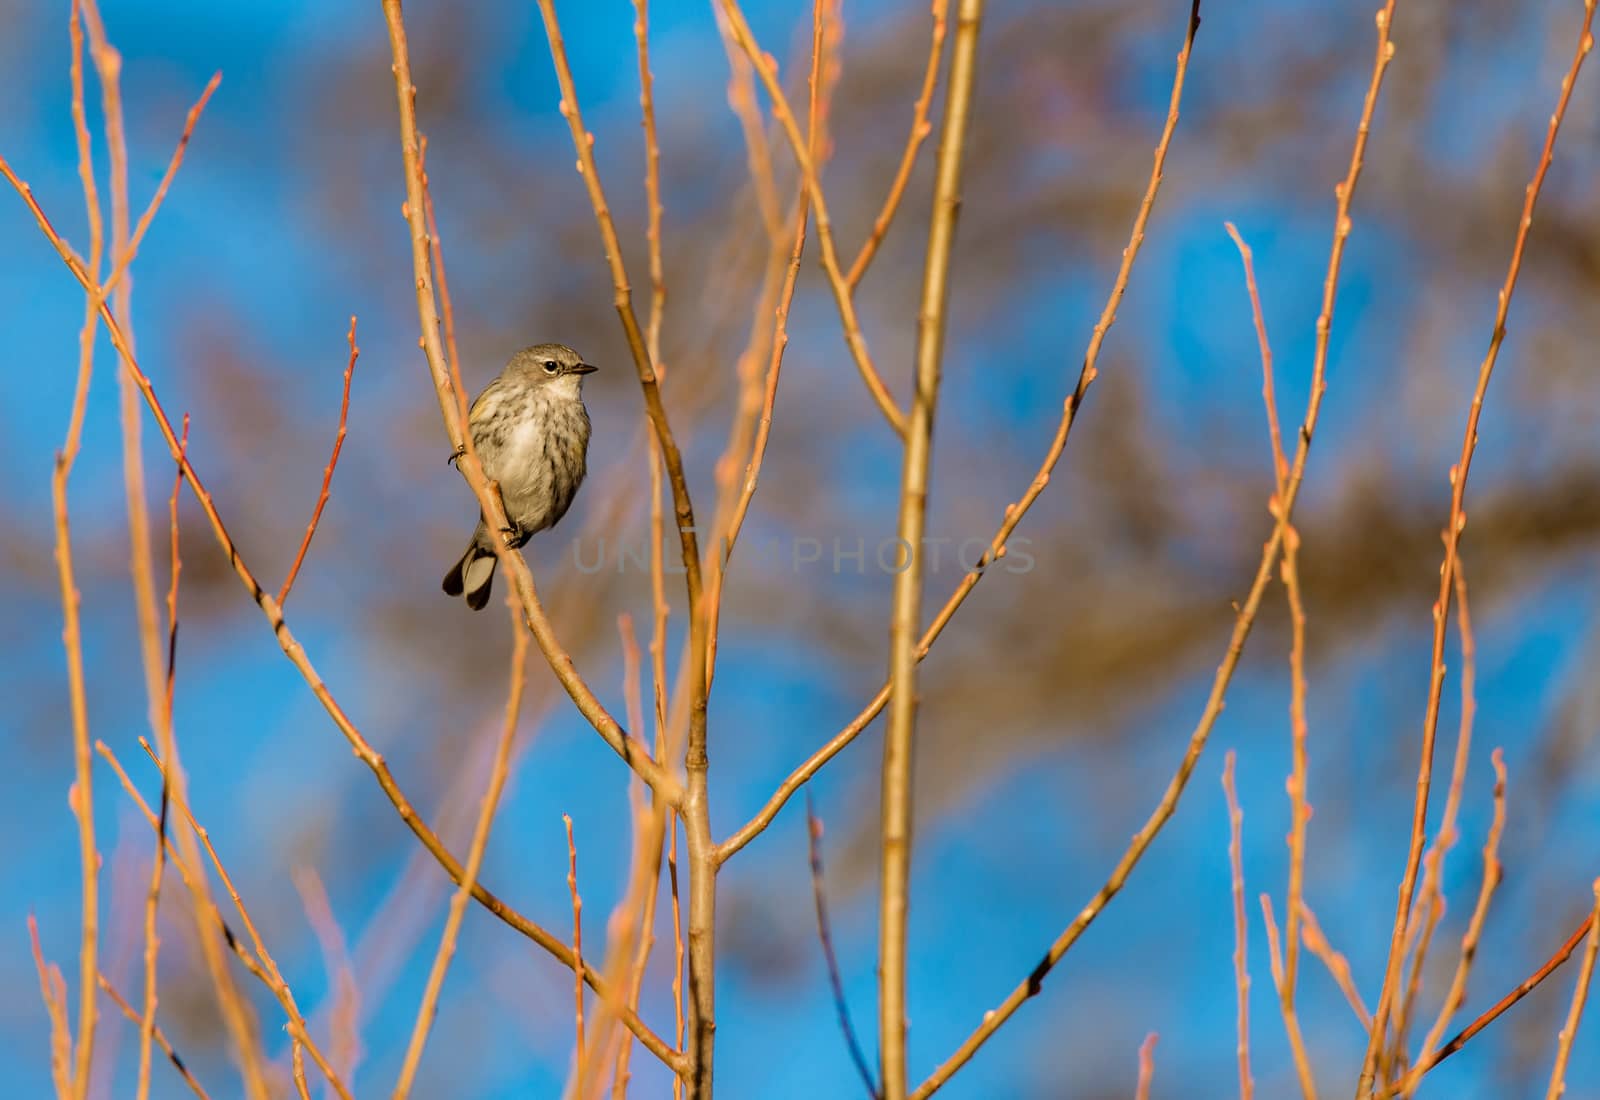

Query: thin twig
left=625, top=20, right=676, bottom=1052
left=1301, top=903, right=1371, bottom=1030
left=63, top=7, right=104, bottom=1091
left=1398, top=749, right=1508, bottom=1096
left=1359, top=4, right=1597, bottom=1090
left=1134, top=1034, right=1158, bottom=1100
left=845, top=0, right=948, bottom=288
left=292, top=868, right=363, bottom=1091
left=91, top=70, right=222, bottom=301
left=606, top=615, right=663, bottom=1097
left=138, top=742, right=347, bottom=1100
left=98, top=974, right=211, bottom=1100
left=1543, top=881, right=1600, bottom=1099
left=94, top=736, right=267, bottom=1097
left=392, top=611, right=530, bottom=1099
left=279, top=317, right=358, bottom=605
left=1403, top=909, right=1597, bottom=1087
left=634, top=0, right=667, bottom=374
left=807, top=795, right=878, bottom=1099
left=712, top=4, right=785, bottom=247
left=416, top=136, right=470, bottom=430
left=1393, top=563, right=1480, bottom=1083
left=670, top=813, right=686, bottom=1099
left=635, top=6, right=679, bottom=1062
left=98, top=741, right=336, bottom=1099
left=1225, top=219, right=1314, bottom=1098
left=703, top=0, right=826, bottom=690
left=1261, top=895, right=1290, bottom=1065
left=79, top=0, right=154, bottom=816
left=567, top=815, right=588, bottom=1100
left=1279, top=493, right=1314, bottom=1092
left=104, top=746, right=295, bottom=1094
left=137, top=416, right=186, bottom=1100
left=702, top=119, right=808, bottom=563
left=1225, top=223, right=1287, bottom=492
left=716, top=0, right=908, bottom=437
left=1222, top=752, right=1254, bottom=1100
left=93, top=744, right=244, bottom=952
left=30, top=914, right=72, bottom=1099
left=638, top=16, right=680, bottom=1069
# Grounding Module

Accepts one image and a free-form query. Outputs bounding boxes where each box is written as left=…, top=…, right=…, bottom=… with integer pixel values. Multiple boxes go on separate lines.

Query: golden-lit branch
left=1543, top=883, right=1600, bottom=1099
left=62, top=7, right=104, bottom=1093
left=95, top=741, right=275, bottom=1089
left=712, top=7, right=785, bottom=248
left=716, top=0, right=909, bottom=437
left=1226, top=219, right=1314, bottom=1098
left=133, top=417, right=186, bottom=1100
left=1393, top=564, right=1481, bottom=1081
left=416, top=135, right=470, bottom=427
left=1359, top=3, right=1598, bottom=1090
left=907, top=0, right=1400, bottom=1089
left=1244, top=260, right=1340, bottom=1098
left=719, top=0, right=1203, bottom=867
left=703, top=0, right=830, bottom=691
left=634, top=0, right=667, bottom=372
left=518, top=7, right=711, bottom=1085
left=1134, top=1034, right=1158, bottom=1100
left=1395, top=748, right=1507, bottom=1098
left=600, top=615, right=663, bottom=1097
left=879, top=0, right=987, bottom=1092
left=30, top=915, right=72, bottom=1100
left=279, top=318, right=359, bottom=606
left=845, top=0, right=949, bottom=289
left=1225, top=224, right=1286, bottom=492
left=1396, top=909, right=1597, bottom=1089
left=566, top=815, right=589, bottom=1099
left=140, top=743, right=349, bottom=1100
left=1222, top=753, right=1254, bottom=1100
left=393, top=615, right=531, bottom=1099
left=1301, top=904, right=1371, bottom=1031
left=528, top=0, right=704, bottom=609
left=292, top=869, right=363, bottom=1090
left=0, top=157, right=680, bottom=1074
left=63, top=19, right=245, bottom=1089
left=98, top=974, right=212, bottom=1100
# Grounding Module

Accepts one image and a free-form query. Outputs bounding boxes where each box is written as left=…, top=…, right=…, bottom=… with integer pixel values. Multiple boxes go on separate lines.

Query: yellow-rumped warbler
left=442, top=343, right=596, bottom=610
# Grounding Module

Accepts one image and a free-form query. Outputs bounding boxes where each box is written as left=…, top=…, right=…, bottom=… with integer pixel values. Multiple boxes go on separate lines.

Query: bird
left=442, top=343, right=596, bottom=610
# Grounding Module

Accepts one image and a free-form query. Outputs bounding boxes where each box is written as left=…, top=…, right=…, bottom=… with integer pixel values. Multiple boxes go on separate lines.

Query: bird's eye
left=543, top=360, right=559, bottom=374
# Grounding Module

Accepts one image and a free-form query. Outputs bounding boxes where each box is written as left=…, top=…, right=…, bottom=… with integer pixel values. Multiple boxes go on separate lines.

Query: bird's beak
left=571, top=363, right=598, bottom=375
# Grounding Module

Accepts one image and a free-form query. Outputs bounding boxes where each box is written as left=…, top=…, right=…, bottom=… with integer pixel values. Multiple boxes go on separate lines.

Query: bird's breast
left=478, top=394, right=590, bottom=534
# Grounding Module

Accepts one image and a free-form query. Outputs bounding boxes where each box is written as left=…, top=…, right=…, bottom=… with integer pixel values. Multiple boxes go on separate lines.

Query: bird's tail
left=442, top=522, right=498, bottom=610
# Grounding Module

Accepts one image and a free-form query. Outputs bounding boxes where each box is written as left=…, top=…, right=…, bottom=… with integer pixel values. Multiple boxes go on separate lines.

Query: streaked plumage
left=442, top=343, right=595, bottom=610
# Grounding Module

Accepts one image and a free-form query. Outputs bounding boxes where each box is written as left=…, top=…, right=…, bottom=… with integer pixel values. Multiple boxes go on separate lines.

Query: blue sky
left=3, top=1, right=1598, bottom=1098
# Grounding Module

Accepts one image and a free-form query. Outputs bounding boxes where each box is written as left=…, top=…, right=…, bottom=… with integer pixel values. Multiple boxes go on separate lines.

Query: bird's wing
left=468, top=377, right=502, bottom=420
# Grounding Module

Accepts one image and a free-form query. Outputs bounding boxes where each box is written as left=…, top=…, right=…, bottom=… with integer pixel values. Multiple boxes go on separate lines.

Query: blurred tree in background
left=1, top=0, right=1598, bottom=1097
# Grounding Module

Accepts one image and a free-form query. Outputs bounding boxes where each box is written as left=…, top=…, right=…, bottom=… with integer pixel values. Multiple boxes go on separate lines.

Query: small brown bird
left=442, top=343, right=596, bottom=610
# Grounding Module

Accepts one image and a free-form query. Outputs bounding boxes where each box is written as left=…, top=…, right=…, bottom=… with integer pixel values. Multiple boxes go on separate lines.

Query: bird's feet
left=446, top=443, right=467, bottom=467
